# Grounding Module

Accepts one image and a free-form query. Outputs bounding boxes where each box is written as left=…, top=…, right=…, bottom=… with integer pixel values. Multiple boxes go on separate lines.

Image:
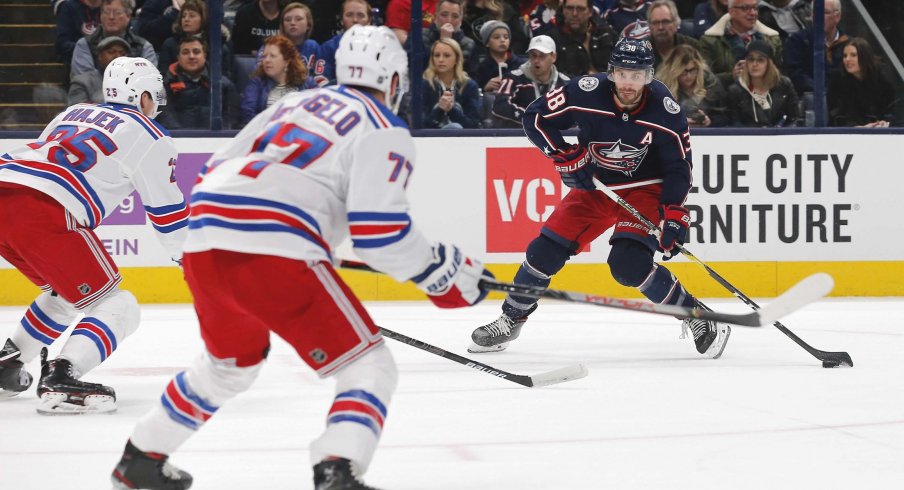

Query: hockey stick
left=338, top=260, right=832, bottom=327
left=379, top=327, right=588, bottom=388
left=592, top=178, right=853, bottom=368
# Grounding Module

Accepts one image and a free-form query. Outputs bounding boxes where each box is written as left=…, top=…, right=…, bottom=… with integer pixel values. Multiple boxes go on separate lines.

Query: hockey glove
left=412, top=243, right=495, bottom=308
left=658, top=204, right=690, bottom=260
left=551, top=144, right=595, bottom=191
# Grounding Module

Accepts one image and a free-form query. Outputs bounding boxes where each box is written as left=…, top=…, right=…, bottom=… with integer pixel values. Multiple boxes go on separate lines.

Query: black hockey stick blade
left=592, top=179, right=853, bottom=367
left=379, top=327, right=588, bottom=388
left=479, top=272, right=833, bottom=327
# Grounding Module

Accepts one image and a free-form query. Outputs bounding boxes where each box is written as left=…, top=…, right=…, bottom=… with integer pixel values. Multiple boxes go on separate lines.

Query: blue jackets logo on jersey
left=589, top=140, right=649, bottom=177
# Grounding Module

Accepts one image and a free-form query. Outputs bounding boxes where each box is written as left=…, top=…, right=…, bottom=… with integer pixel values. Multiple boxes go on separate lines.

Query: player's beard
left=616, top=88, right=641, bottom=106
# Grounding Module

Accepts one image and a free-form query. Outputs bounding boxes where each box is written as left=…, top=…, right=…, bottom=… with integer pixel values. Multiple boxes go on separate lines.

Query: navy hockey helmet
left=607, top=37, right=655, bottom=84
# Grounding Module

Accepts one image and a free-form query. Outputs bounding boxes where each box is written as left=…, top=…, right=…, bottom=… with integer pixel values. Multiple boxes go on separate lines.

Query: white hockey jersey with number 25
left=185, top=86, right=436, bottom=282
left=0, top=103, right=188, bottom=262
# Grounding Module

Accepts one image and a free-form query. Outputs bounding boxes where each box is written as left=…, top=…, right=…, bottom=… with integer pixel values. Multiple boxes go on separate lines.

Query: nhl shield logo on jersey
left=663, top=97, right=681, bottom=114
left=310, top=348, right=328, bottom=364
left=589, top=139, right=650, bottom=176
left=78, top=283, right=92, bottom=295
left=578, top=76, right=599, bottom=92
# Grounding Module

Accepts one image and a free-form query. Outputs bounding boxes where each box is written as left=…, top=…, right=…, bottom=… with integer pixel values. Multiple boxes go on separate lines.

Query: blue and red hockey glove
left=551, top=144, right=595, bottom=191
left=412, top=243, right=495, bottom=308
left=658, top=204, right=690, bottom=260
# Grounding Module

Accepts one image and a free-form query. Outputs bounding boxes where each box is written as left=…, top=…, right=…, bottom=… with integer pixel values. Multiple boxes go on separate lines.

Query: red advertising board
left=486, top=147, right=588, bottom=253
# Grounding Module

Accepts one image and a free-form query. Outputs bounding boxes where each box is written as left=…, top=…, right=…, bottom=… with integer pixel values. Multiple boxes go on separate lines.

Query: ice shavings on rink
left=1, top=298, right=902, bottom=490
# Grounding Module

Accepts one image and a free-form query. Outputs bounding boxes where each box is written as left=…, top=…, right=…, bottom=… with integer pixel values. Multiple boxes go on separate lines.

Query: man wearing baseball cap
left=491, top=35, right=570, bottom=128
left=68, top=36, right=130, bottom=104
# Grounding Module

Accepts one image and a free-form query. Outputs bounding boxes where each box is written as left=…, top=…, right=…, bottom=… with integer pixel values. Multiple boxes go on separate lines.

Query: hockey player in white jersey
left=0, top=57, right=188, bottom=414
left=111, top=26, right=494, bottom=490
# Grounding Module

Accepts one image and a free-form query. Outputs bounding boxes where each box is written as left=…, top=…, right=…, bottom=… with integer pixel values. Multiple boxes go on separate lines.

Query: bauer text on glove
left=411, top=243, right=495, bottom=308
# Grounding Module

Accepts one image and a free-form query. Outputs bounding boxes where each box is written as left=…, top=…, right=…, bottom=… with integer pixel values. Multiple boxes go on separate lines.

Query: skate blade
left=467, top=341, right=510, bottom=353
left=705, top=325, right=732, bottom=360
left=36, top=392, right=117, bottom=415
left=0, top=389, right=27, bottom=399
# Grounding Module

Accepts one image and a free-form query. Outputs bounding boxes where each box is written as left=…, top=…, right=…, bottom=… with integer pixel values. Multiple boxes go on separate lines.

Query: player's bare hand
left=484, top=76, right=502, bottom=93
left=439, top=23, right=455, bottom=39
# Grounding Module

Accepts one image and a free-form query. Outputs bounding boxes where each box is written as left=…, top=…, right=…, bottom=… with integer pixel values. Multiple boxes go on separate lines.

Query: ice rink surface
left=1, top=297, right=902, bottom=490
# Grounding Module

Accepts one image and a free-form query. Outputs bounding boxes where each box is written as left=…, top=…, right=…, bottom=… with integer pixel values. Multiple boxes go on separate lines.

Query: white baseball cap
left=528, top=35, right=556, bottom=54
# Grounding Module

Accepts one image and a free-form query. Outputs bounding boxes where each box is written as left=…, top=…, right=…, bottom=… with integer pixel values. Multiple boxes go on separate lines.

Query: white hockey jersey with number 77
left=0, top=102, right=189, bottom=262
left=185, top=86, right=436, bottom=282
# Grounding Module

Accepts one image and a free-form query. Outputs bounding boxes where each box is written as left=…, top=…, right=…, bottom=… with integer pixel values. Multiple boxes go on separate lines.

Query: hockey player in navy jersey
left=0, top=57, right=188, bottom=414
left=111, top=26, right=494, bottom=490
left=469, top=38, right=731, bottom=359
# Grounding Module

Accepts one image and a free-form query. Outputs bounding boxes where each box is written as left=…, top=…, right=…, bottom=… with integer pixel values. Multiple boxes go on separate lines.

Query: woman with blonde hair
left=423, top=38, right=482, bottom=128
left=726, top=39, right=800, bottom=127
left=657, top=45, right=728, bottom=127
left=241, top=34, right=316, bottom=125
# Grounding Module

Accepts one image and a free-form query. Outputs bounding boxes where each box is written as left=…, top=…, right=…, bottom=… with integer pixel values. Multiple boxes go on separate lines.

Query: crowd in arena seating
left=52, top=0, right=897, bottom=129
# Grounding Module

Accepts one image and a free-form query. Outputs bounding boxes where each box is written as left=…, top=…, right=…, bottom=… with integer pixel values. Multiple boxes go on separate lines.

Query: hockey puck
left=822, top=360, right=841, bottom=368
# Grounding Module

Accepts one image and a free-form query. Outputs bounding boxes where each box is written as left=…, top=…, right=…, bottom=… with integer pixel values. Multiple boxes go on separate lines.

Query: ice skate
left=682, top=317, right=731, bottom=359
left=111, top=439, right=193, bottom=490
left=0, top=339, right=33, bottom=398
left=36, top=348, right=116, bottom=415
left=314, top=457, right=381, bottom=490
left=468, top=314, right=528, bottom=353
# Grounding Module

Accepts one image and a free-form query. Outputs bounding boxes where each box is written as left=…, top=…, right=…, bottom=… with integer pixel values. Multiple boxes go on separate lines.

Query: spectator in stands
left=727, top=39, right=799, bottom=127
left=473, top=20, right=525, bottom=93
left=784, top=0, right=846, bottom=94
left=55, top=0, right=101, bottom=68
left=136, top=0, right=187, bottom=51
left=158, top=0, right=234, bottom=78
left=158, top=37, right=241, bottom=129
left=657, top=44, right=729, bottom=127
left=462, top=1, right=530, bottom=55
left=549, top=0, right=616, bottom=77
left=757, top=0, right=810, bottom=40
left=232, top=0, right=281, bottom=55
left=386, top=0, right=439, bottom=45
left=240, top=35, right=316, bottom=125
left=698, top=0, right=781, bottom=86
left=492, top=34, right=570, bottom=128
left=828, top=38, right=895, bottom=127
left=647, top=0, right=698, bottom=70
left=315, top=0, right=372, bottom=85
left=692, top=0, right=727, bottom=38
left=604, top=0, right=649, bottom=34
left=407, top=0, right=477, bottom=78
left=67, top=35, right=128, bottom=104
left=256, top=3, right=319, bottom=74
left=422, top=38, right=482, bottom=128
left=70, top=0, right=156, bottom=79
left=529, top=0, right=562, bottom=37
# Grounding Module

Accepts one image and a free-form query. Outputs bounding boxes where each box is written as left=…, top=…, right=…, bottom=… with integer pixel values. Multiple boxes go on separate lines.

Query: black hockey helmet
left=607, top=37, right=655, bottom=84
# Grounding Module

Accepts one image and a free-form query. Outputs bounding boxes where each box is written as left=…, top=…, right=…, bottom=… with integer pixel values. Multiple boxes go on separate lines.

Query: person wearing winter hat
left=726, top=38, right=800, bottom=127
left=474, top=20, right=525, bottom=92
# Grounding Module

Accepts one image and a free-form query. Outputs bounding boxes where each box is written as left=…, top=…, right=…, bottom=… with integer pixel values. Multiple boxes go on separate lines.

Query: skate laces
left=680, top=318, right=708, bottom=341
left=483, top=316, right=515, bottom=337
left=160, top=461, right=185, bottom=480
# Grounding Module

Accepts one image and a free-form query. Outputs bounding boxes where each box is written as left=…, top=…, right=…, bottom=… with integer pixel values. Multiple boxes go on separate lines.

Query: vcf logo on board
left=486, top=147, right=585, bottom=253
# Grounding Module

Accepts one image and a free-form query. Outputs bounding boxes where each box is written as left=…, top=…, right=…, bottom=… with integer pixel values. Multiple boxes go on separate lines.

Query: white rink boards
left=1, top=299, right=902, bottom=490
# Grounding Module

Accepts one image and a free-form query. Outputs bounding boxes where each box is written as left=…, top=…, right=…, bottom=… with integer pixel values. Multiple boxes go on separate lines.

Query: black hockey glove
left=658, top=204, right=690, bottom=260
left=551, top=144, right=595, bottom=191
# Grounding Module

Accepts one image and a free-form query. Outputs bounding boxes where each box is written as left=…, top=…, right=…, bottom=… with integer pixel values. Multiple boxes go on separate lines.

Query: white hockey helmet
left=336, top=25, right=409, bottom=114
left=103, top=56, right=166, bottom=118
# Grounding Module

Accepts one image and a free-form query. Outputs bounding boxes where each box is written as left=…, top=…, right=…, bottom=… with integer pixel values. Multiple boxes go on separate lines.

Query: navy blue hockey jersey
left=523, top=74, right=692, bottom=206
